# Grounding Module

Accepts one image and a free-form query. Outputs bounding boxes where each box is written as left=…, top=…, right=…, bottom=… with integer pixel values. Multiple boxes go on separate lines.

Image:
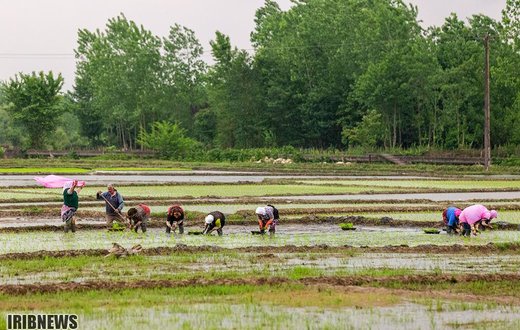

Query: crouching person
left=255, top=205, right=279, bottom=235
left=166, top=205, right=185, bottom=234
left=126, top=204, right=150, bottom=233
left=202, top=211, right=225, bottom=236
left=479, top=210, right=498, bottom=232
left=442, top=206, right=461, bottom=235
left=459, top=204, right=498, bottom=236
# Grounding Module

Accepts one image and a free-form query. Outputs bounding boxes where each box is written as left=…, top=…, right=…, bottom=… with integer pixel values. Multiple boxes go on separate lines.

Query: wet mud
left=2, top=273, right=520, bottom=296
left=0, top=215, right=517, bottom=232
left=1, top=242, right=520, bottom=261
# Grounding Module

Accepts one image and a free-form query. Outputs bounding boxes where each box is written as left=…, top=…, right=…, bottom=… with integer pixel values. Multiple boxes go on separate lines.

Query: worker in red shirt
left=126, top=204, right=151, bottom=233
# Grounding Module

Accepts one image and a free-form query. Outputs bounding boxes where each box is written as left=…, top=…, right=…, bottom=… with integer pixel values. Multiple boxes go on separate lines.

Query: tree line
left=1, top=0, right=519, bottom=158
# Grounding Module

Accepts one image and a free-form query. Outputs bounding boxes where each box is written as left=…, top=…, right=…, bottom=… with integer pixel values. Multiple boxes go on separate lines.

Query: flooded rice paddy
left=1, top=170, right=520, bottom=329
left=0, top=225, right=519, bottom=254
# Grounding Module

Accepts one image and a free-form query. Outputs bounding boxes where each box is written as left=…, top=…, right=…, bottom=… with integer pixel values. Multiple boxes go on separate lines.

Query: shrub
left=138, top=121, right=201, bottom=160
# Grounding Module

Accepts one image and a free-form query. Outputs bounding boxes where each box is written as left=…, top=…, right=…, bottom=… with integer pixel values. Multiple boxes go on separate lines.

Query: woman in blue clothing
left=442, top=206, right=461, bottom=235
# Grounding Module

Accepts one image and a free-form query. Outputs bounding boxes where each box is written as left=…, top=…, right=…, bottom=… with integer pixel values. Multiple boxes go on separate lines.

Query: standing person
left=126, top=204, right=150, bottom=233
left=202, top=211, right=226, bottom=236
left=255, top=205, right=279, bottom=235
left=166, top=205, right=185, bottom=234
left=62, top=180, right=82, bottom=233
left=459, top=204, right=498, bottom=236
left=96, top=184, right=125, bottom=229
left=442, top=206, right=461, bottom=235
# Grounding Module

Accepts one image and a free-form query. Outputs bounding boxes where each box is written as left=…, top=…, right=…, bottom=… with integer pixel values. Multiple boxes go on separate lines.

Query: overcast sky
left=0, top=0, right=507, bottom=90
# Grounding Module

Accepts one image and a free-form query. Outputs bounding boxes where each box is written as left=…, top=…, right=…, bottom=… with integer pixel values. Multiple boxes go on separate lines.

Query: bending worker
left=442, top=206, right=461, bottom=235
left=202, top=211, right=226, bottom=236
left=255, top=205, right=278, bottom=235
left=458, top=204, right=498, bottom=236
left=126, top=203, right=150, bottom=233
left=166, top=205, right=185, bottom=234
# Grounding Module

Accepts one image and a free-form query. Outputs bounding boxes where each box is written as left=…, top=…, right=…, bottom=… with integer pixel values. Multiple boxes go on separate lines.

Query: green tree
left=208, top=31, right=264, bottom=148
left=3, top=71, right=64, bottom=149
left=160, top=24, right=208, bottom=131
left=342, top=109, right=385, bottom=149
left=74, top=14, right=163, bottom=149
left=193, top=109, right=217, bottom=146
left=138, top=121, right=200, bottom=159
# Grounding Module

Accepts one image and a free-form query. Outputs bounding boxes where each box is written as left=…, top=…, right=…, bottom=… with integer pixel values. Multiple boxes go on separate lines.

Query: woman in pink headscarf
left=458, top=204, right=498, bottom=236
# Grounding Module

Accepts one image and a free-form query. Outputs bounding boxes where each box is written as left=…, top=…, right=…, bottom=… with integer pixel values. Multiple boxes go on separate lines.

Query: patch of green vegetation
left=339, top=223, right=356, bottom=230
left=373, top=279, right=520, bottom=298
left=297, top=179, right=520, bottom=190
left=0, top=184, right=396, bottom=201
left=288, top=266, right=324, bottom=279
left=423, top=228, right=441, bottom=234
left=0, top=168, right=90, bottom=174
left=20, top=206, right=45, bottom=214
left=95, top=167, right=190, bottom=171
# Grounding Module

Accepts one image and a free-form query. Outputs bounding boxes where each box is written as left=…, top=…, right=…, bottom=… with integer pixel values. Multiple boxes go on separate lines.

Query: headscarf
left=205, top=214, right=214, bottom=224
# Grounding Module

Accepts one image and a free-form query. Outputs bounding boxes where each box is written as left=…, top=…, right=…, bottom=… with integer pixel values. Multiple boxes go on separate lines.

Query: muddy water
left=64, top=302, right=520, bottom=330
left=8, top=250, right=520, bottom=286
left=0, top=223, right=519, bottom=254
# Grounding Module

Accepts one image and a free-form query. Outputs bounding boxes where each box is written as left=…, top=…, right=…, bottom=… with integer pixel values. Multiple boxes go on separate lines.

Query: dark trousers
left=166, top=221, right=184, bottom=234
left=461, top=223, right=471, bottom=236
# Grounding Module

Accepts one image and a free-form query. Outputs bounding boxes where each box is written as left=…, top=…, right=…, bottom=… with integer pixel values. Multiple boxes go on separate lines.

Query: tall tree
left=160, top=24, right=208, bottom=131
left=74, top=14, right=162, bottom=149
left=3, top=71, right=64, bottom=149
left=208, top=31, right=264, bottom=147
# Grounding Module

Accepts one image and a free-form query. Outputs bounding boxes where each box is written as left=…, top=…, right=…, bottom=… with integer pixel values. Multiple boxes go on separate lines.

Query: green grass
left=0, top=184, right=397, bottom=201
left=339, top=223, right=355, bottom=230
left=298, top=179, right=520, bottom=190
left=0, top=168, right=90, bottom=174
left=95, top=167, right=190, bottom=171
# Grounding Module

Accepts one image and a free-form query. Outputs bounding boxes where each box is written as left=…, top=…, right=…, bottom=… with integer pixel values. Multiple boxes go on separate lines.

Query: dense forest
left=1, top=0, right=519, bottom=158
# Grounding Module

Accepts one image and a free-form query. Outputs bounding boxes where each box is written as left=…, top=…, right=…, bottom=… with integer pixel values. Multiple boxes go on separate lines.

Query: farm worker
left=480, top=210, right=498, bottom=231
left=459, top=204, right=498, bottom=236
left=96, top=184, right=125, bottom=229
left=202, top=211, right=226, bottom=236
left=166, top=205, right=185, bottom=234
left=62, top=180, right=83, bottom=233
left=255, top=204, right=279, bottom=235
left=442, top=206, right=461, bottom=234
left=126, top=204, right=150, bottom=233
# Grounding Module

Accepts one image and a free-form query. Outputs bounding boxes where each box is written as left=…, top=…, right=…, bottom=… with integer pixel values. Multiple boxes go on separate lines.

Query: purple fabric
left=34, top=175, right=85, bottom=188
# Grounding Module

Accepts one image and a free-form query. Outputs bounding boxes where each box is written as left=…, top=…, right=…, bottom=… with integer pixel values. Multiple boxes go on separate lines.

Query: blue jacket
left=446, top=207, right=460, bottom=227
left=97, top=191, right=124, bottom=215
